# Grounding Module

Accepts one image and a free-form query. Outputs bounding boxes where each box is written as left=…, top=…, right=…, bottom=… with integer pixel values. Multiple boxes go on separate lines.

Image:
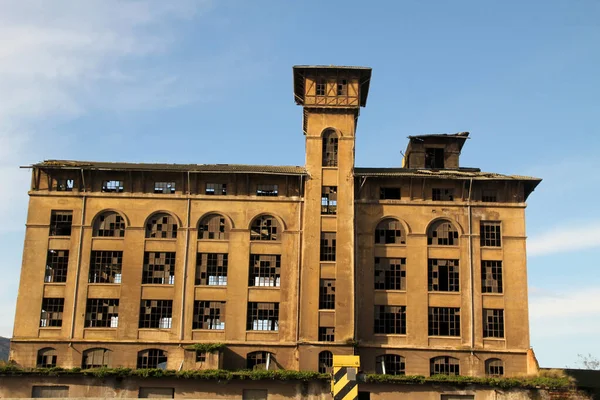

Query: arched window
left=250, top=215, right=280, bottom=241
left=376, top=354, right=405, bottom=375
left=137, top=349, right=167, bottom=369
left=37, top=348, right=57, bottom=368
left=318, top=351, right=333, bottom=374
left=375, top=219, right=406, bottom=244
left=427, top=220, right=459, bottom=246
left=198, top=214, right=230, bottom=240
left=145, top=213, right=178, bottom=239
left=485, top=358, right=504, bottom=376
left=82, top=348, right=112, bottom=369
left=93, top=211, right=126, bottom=237
left=246, top=351, right=275, bottom=370
left=322, top=130, right=338, bottom=167
left=430, top=356, right=459, bottom=376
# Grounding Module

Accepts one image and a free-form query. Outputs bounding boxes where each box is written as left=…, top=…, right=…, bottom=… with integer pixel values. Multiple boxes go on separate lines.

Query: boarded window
left=89, top=251, right=122, bottom=284
left=193, top=301, right=225, bottom=330
left=374, top=306, right=406, bottom=334
left=250, top=215, right=279, bottom=241
left=482, top=260, right=503, bottom=293
left=32, top=386, right=69, bottom=398
left=82, top=348, right=112, bottom=368
left=49, top=210, right=72, bottom=236
left=143, top=252, right=176, bottom=285
left=427, top=220, right=458, bottom=246
left=45, top=250, right=69, bottom=283
left=249, top=254, right=281, bottom=287
left=375, top=219, right=405, bottom=244
left=93, top=211, right=125, bottom=237
left=40, top=298, right=64, bottom=327
left=320, top=232, right=336, bottom=261
left=137, top=349, right=167, bottom=369
left=37, top=348, right=57, bottom=367
left=428, top=307, right=460, bottom=336
left=374, top=258, right=406, bottom=290
left=428, top=259, right=459, bottom=292
left=322, top=130, right=338, bottom=167
left=480, top=221, right=502, bottom=247
left=145, top=213, right=178, bottom=239
left=430, top=356, right=460, bottom=376
left=375, top=354, right=405, bottom=375
left=85, top=299, right=119, bottom=328
left=247, top=302, right=279, bottom=331
left=139, top=300, right=173, bottom=329
left=196, top=253, right=228, bottom=286
left=198, top=214, right=229, bottom=240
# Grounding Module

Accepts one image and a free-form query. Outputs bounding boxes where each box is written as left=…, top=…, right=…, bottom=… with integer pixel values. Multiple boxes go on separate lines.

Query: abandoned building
left=9, top=65, right=543, bottom=397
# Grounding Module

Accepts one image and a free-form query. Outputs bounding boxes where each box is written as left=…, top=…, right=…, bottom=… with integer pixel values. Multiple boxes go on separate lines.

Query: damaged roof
left=26, top=160, right=307, bottom=176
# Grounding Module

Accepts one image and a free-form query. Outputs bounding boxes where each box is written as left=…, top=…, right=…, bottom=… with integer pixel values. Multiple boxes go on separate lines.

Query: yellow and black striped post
left=331, top=355, right=360, bottom=400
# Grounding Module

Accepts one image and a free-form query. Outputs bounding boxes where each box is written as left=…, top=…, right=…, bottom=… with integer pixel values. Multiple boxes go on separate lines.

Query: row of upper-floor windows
left=34, top=347, right=505, bottom=377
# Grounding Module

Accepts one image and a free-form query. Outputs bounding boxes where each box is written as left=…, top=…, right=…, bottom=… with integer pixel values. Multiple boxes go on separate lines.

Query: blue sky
left=0, top=0, right=598, bottom=368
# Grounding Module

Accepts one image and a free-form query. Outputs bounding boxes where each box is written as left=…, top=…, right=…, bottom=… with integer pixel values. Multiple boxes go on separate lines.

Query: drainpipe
left=70, top=177, right=87, bottom=339
left=180, top=194, right=191, bottom=340
left=296, top=175, right=304, bottom=344
left=467, top=178, right=474, bottom=350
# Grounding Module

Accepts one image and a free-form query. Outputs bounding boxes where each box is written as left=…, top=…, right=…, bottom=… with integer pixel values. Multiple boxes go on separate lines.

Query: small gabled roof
left=407, top=132, right=470, bottom=151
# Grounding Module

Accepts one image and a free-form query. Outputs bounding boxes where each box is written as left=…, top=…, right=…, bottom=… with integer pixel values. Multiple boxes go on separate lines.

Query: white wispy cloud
left=527, top=222, right=600, bottom=256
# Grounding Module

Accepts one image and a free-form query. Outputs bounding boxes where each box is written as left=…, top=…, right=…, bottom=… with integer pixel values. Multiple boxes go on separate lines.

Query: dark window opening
left=322, top=130, right=338, bottom=167
left=375, top=354, right=405, bottom=375
left=319, top=279, right=335, bottom=309
left=380, top=187, right=401, bottom=200
left=102, top=180, right=124, bottom=193
left=318, top=351, right=333, bottom=373
left=206, top=183, right=227, bottom=195
left=82, top=348, right=112, bottom=368
left=316, top=79, right=326, bottom=96
left=485, top=358, right=504, bottom=376
left=374, top=258, right=406, bottom=290
left=196, top=351, right=206, bottom=362
left=198, top=214, right=229, bottom=240
left=143, top=252, right=175, bottom=285
left=45, top=250, right=69, bottom=283
left=246, top=351, right=274, bottom=370
left=428, top=307, right=460, bottom=336
left=93, top=212, right=125, bottom=237
left=145, top=213, right=178, bottom=239
left=482, top=189, right=498, bottom=202
left=483, top=309, right=504, bottom=338
left=256, top=184, right=278, bottom=197
left=321, top=186, right=337, bottom=215
left=85, top=299, right=119, bottom=328
left=481, top=221, right=502, bottom=247
left=250, top=215, right=279, bottom=241
left=425, top=148, right=445, bottom=169
left=374, top=305, right=406, bottom=334
left=249, top=254, right=281, bottom=287
left=196, top=253, right=228, bottom=286
left=428, top=259, right=459, bottom=292
left=432, top=188, right=454, bottom=201
left=193, top=301, right=225, bottom=330
left=37, top=348, right=57, bottom=368
left=337, top=79, right=348, bottom=96
left=247, top=302, right=279, bottom=331
left=40, top=298, right=64, bottom=327
left=139, top=300, right=173, bottom=329
left=320, top=232, right=336, bottom=261
left=137, top=349, right=167, bottom=369
left=430, top=356, right=459, bottom=376
left=319, top=327, right=335, bottom=342
left=375, top=219, right=406, bottom=244
left=49, top=210, right=72, bottom=236
left=154, top=181, right=175, bottom=194
left=56, top=178, right=74, bottom=191
left=427, top=220, right=459, bottom=246
left=89, top=251, right=122, bottom=284
left=482, top=260, right=503, bottom=293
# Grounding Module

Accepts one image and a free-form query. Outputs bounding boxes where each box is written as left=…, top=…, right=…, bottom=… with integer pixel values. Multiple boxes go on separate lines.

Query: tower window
left=49, top=210, right=73, bottom=236
left=319, top=279, right=335, bottom=309
left=322, top=130, right=338, bottom=167
left=45, top=250, right=69, bottom=283
left=321, top=186, right=337, bottom=215
left=40, top=298, right=64, bottom=327
left=482, top=260, right=503, bottom=293
left=320, top=232, right=336, bottom=261
left=425, top=148, right=445, bottom=168
left=428, top=259, right=459, bottom=292
left=483, top=309, right=505, bottom=338
left=89, top=251, right=122, bottom=284
left=337, top=79, right=347, bottom=96
left=316, top=78, right=326, bottom=96
left=319, top=327, right=335, bottom=342
left=481, top=221, right=502, bottom=247
left=428, top=307, right=460, bottom=336
left=374, top=258, right=406, bottom=290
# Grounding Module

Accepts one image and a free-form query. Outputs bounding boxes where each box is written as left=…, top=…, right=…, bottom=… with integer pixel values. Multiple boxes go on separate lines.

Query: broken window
left=483, top=309, right=504, bottom=338
left=320, top=232, right=336, bottom=261
left=89, top=251, right=122, bottom=284
left=196, top=351, right=206, bottom=362
left=49, top=210, right=73, bottom=236
left=485, top=358, right=504, bottom=376
left=430, top=356, right=459, bottom=376
left=93, top=211, right=126, bottom=237
left=40, top=298, right=64, bottom=327
left=145, top=213, right=178, bottom=239
left=427, top=220, right=459, bottom=246
left=249, top=254, right=281, bottom=287
left=206, top=183, right=227, bottom=195
left=85, top=299, right=119, bottom=328
left=375, top=354, right=405, bottom=375
left=82, top=348, right=112, bottom=369
left=154, top=181, right=175, bottom=194
left=139, top=300, right=173, bottom=329
left=246, top=351, right=274, bottom=370
left=198, top=214, right=229, bottom=240
left=137, top=349, right=167, bottom=369
left=337, top=79, right=348, bottom=96
left=250, top=215, right=279, bottom=241
left=482, top=260, right=503, bottom=293
left=428, top=307, right=460, bottom=336
left=374, top=258, right=406, bottom=290
left=482, top=189, right=498, bottom=202
left=195, top=253, right=228, bottom=286
left=102, top=180, right=124, bottom=193
left=143, top=252, right=176, bottom=285
left=321, top=186, right=338, bottom=215
left=428, top=259, right=459, bottom=292
left=425, top=148, right=445, bottom=169
left=480, top=221, right=501, bottom=247
left=256, top=184, right=278, bottom=197
left=315, top=78, right=326, bottom=96
left=380, top=187, right=401, bottom=200
left=319, top=279, right=335, bottom=309
left=32, top=386, right=69, bottom=398
left=322, top=130, right=338, bottom=167
left=318, top=327, right=335, bottom=342
left=432, top=188, right=454, bottom=201
left=193, top=301, right=225, bottom=330
left=375, top=219, right=406, bottom=245
left=247, top=302, right=279, bottom=331
left=45, top=250, right=69, bottom=283
left=318, top=351, right=333, bottom=374
left=37, top=348, right=57, bottom=368
left=374, top=305, right=406, bottom=334
left=56, top=178, right=74, bottom=192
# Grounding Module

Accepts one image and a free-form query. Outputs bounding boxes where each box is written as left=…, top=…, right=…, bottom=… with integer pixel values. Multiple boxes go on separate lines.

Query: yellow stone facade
left=11, top=66, right=541, bottom=378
